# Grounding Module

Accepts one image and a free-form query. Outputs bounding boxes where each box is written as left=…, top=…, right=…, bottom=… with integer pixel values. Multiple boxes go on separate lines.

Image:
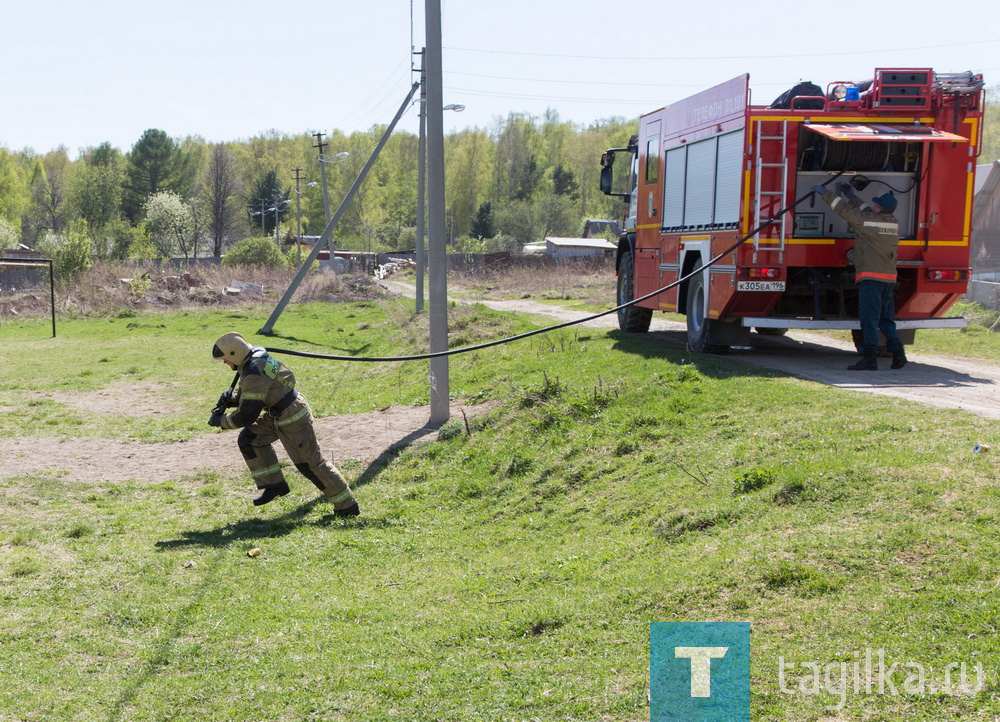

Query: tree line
left=0, top=111, right=635, bottom=277
left=3, top=87, right=997, bottom=280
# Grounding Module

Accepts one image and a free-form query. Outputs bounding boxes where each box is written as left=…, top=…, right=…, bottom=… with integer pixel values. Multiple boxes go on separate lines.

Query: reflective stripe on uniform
left=330, top=489, right=353, bottom=504
left=241, top=392, right=267, bottom=401
left=856, top=271, right=897, bottom=281
left=862, top=220, right=898, bottom=235
left=830, top=196, right=843, bottom=210
left=276, top=407, right=309, bottom=426
left=251, top=464, right=282, bottom=479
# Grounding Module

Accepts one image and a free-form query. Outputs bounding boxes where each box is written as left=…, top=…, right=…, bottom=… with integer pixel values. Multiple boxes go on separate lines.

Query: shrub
left=222, top=236, right=292, bottom=269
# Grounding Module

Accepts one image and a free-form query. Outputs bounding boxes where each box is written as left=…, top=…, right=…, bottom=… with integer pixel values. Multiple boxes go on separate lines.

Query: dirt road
left=388, top=283, right=1000, bottom=422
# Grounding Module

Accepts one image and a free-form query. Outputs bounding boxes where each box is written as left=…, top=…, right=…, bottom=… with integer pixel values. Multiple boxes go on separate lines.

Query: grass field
left=2, top=292, right=1000, bottom=720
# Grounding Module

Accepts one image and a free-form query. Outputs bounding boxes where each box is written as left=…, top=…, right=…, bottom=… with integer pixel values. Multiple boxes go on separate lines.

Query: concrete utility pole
left=313, top=131, right=336, bottom=274
left=313, top=132, right=332, bottom=225
left=425, top=0, right=449, bottom=425
left=292, top=167, right=304, bottom=267
left=415, top=48, right=426, bottom=314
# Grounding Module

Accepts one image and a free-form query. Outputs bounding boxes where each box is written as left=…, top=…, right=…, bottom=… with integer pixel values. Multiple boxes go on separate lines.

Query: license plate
left=737, top=281, right=785, bottom=292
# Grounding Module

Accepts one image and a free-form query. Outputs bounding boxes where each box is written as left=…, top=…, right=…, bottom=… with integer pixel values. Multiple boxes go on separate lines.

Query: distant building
left=582, top=219, right=622, bottom=239
left=543, top=237, right=616, bottom=260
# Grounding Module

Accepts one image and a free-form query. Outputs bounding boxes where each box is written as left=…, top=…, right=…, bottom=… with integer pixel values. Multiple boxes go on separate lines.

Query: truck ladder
left=752, top=119, right=788, bottom=263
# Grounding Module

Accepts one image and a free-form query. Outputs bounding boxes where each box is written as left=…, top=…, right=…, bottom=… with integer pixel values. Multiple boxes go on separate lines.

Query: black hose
left=266, top=175, right=844, bottom=363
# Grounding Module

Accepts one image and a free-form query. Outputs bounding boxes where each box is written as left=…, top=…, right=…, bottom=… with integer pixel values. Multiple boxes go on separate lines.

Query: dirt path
left=3, top=402, right=491, bottom=485
left=386, top=280, right=1000, bottom=421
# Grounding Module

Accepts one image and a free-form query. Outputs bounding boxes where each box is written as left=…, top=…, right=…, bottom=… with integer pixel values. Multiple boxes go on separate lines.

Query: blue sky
left=4, top=0, right=999, bottom=157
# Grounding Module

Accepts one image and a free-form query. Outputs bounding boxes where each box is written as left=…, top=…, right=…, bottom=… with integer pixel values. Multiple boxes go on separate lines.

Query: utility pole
left=426, top=0, right=449, bottom=425
left=292, top=166, right=304, bottom=267
left=415, top=48, right=426, bottom=314
left=313, top=132, right=331, bottom=224
left=313, top=131, right=335, bottom=274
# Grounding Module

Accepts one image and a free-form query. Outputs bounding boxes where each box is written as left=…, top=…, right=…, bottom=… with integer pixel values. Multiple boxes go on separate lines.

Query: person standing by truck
left=811, top=183, right=908, bottom=371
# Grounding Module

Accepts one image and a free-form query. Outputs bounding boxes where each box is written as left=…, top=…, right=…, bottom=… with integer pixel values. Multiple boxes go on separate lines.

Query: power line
left=445, top=70, right=712, bottom=88
left=444, top=37, right=1000, bottom=62
left=445, top=86, right=669, bottom=106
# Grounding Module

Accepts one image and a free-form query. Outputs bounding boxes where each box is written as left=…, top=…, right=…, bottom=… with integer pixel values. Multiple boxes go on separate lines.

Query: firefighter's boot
left=890, top=349, right=908, bottom=370
left=253, top=481, right=290, bottom=506
left=334, top=501, right=360, bottom=518
left=848, top=351, right=878, bottom=371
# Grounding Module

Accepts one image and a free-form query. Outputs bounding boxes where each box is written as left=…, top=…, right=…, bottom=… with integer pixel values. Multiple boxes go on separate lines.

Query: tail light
left=738, top=267, right=782, bottom=280
left=925, top=269, right=970, bottom=282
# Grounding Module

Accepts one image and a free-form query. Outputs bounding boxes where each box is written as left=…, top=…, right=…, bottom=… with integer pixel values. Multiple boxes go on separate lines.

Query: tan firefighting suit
left=220, top=347, right=356, bottom=510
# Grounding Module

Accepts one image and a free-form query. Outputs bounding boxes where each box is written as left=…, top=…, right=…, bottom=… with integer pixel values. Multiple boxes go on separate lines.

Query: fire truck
left=599, top=68, right=985, bottom=352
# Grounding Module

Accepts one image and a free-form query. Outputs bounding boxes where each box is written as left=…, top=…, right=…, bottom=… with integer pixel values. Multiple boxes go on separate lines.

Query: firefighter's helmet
left=212, top=332, right=253, bottom=364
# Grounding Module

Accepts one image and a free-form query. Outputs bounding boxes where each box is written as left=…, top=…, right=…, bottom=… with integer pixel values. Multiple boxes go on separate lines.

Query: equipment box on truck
left=600, top=68, right=985, bottom=352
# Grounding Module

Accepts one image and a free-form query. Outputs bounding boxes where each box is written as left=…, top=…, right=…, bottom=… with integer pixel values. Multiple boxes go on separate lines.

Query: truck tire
left=686, top=272, right=726, bottom=353
left=616, top=251, right=652, bottom=332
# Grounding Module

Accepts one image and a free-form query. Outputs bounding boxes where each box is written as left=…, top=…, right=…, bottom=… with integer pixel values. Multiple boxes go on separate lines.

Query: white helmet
left=212, top=332, right=253, bottom=364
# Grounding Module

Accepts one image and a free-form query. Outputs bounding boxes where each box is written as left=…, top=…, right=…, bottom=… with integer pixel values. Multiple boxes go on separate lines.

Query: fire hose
left=265, top=173, right=845, bottom=364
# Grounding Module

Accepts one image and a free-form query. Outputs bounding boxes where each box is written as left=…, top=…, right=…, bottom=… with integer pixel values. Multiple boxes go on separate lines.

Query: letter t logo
left=675, top=646, right=729, bottom=697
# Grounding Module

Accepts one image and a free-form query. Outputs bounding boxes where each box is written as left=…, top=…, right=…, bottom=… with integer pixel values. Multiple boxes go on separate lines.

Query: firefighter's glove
left=217, top=388, right=237, bottom=409
left=838, top=183, right=855, bottom=198
left=208, top=412, right=224, bottom=427
left=810, top=185, right=827, bottom=196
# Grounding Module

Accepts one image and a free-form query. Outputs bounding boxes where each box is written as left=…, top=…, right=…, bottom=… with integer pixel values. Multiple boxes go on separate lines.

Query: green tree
left=0, top=217, right=19, bottom=246
left=494, top=113, right=543, bottom=202
left=551, top=165, right=579, bottom=198
left=470, top=201, right=494, bottom=239
left=37, top=219, right=93, bottom=280
left=445, top=128, right=493, bottom=240
left=144, top=191, right=194, bottom=259
left=123, top=129, right=195, bottom=221
left=25, top=148, right=72, bottom=244
left=0, top=148, right=29, bottom=232
left=70, top=143, right=125, bottom=237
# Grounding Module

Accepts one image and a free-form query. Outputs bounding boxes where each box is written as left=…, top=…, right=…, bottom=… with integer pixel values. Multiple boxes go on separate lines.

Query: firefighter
left=209, top=332, right=359, bottom=514
left=811, top=184, right=907, bottom=371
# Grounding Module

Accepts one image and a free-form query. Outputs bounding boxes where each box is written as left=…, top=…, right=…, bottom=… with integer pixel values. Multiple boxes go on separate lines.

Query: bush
left=222, top=236, right=292, bottom=269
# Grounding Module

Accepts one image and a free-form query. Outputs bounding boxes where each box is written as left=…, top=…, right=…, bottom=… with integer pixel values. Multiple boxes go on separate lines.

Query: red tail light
left=925, top=269, right=970, bottom=282
left=738, top=267, right=781, bottom=280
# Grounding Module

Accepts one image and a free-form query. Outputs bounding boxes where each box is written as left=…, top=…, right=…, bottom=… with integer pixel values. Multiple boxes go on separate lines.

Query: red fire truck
left=600, top=68, right=985, bottom=352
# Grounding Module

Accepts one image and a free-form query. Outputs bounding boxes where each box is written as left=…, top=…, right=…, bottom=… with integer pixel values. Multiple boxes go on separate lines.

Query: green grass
left=2, top=300, right=1000, bottom=719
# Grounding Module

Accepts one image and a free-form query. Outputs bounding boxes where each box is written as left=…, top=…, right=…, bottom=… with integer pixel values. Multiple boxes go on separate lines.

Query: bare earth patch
left=55, top=382, right=186, bottom=417
left=2, top=402, right=494, bottom=484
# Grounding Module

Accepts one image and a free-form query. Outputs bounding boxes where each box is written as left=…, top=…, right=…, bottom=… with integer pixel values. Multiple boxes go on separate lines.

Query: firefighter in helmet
left=209, top=332, right=359, bottom=514
left=811, top=183, right=907, bottom=371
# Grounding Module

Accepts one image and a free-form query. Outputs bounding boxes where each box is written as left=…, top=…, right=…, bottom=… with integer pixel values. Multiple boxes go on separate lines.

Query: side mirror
left=600, top=166, right=613, bottom=195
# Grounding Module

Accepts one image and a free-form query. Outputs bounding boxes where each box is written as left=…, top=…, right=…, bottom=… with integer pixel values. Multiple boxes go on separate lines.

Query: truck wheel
left=686, top=272, right=726, bottom=353
left=616, top=251, right=652, bottom=332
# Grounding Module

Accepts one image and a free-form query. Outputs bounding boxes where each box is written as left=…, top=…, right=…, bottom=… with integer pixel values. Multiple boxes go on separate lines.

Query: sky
left=4, top=0, right=1000, bottom=159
